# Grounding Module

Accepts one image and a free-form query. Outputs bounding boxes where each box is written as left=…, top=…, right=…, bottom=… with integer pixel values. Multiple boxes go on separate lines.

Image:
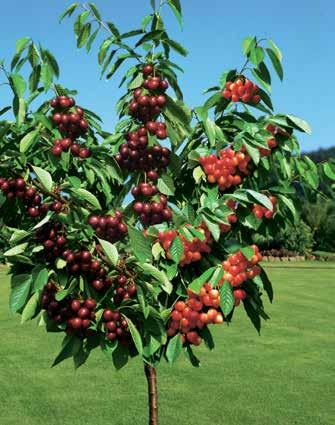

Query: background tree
left=1, top=1, right=335, bottom=424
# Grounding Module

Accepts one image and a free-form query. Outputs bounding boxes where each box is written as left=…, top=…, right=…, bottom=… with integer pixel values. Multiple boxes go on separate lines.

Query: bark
left=144, top=363, right=158, bottom=425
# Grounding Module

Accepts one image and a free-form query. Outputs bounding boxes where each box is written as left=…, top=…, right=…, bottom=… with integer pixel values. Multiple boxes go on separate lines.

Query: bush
left=302, top=198, right=335, bottom=253
left=253, top=220, right=314, bottom=256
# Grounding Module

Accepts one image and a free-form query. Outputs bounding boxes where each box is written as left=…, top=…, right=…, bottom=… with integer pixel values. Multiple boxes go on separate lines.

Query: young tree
left=0, top=1, right=334, bottom=424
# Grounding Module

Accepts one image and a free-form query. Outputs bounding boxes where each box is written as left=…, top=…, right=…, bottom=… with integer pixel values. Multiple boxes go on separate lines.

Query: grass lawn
left=0, top=263, right=334, bottom=425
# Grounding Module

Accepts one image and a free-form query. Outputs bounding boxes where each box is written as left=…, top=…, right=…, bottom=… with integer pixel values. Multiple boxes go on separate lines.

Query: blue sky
left=1, top=0, right=334, bottom=152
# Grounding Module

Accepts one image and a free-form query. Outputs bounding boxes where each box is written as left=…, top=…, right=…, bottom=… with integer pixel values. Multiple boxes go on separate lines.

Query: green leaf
left=185, top=345, right=200, bottom=367
left=125, top=316, right=143, bottom=355
left=4, top=242, right=28, bottom=257
left=268, top=39, right=282, bottom=61
left=16, top=37, right=30, bottom=55
left=266, top=48, right=283, bottom=81
left=33, top=213, right=52, bottom=230
left=141, top=263, right=172, bottom=294
left=41, top=62, right=53, bottom=90
left=98, top=238, right=118, bottom=266
left=278, top=194, right=297, bottom=222
left=135, top=30, right=163, bottom=47
left=286, top=115, right=312, bottom=135
left=167, top=0, right=183, bottom=28
left=243, top=298, right=261, bottom=334
left=72, top=188, right=102, bottom=210
left=188, top=267, right=216, bottom=293
left=0, top=106, right=11, bottom=116
left=21, top=292, right=40, bottom=323
left=258, top=87, right=273, bottom=110
left=32, top=166, right=53, bottom=192
left=251, top=68, right=271, bottom=93
left=246, top=189, right=273, bottom=211
left=59, top=2, right=78, bottom=22
left=32, top=265, right=49, bottom=291
left=10, top=274, right=32, bottom=313
left=128, top=226, right=152, bottom=263
left=244, top=142, right=260, bottom=165
left=43, top=50, right=60, bottom=78
left=86, top=28, right=100, bottom=52
left=88, top=3, right=101, bottom=20
left=141, top=15, right=152, bottom=31
left=77, top=22, right=91, bottom=48
left=163, top=39, right=188, bottom=56
left=200, top=326, right=215, bottom=350
left=193, top=166, right=205, bottom=183
left=157, top=173, right=175, bottom=195
left=169, top=236, right=184, bottom=263
left=166, top=334, right=183, bottom=364
left=128, top=73, right=144, bottom=90
left=17, top=97, right=26, bottom=126
left=106, top=22, right=120, bottom=38
left=242, top=36, right=256, bottom=55
left=249, top=46, right=264, bottom=66
left=260, top=268, right=274, bottom=303
left=219, top=281, right=234, bottom=317
left=201, top=215, right=220, bottom=241
left=323, top=162, right=335, bottom=180
left=241, top=246, right=254, bottom=261
left=8, top=228, right=31, bottom=244
left=52, top=335, right=82, bottom=367
left=10, top=73, right=26, bottom=97
left=98, top=39, right=113, bottom=65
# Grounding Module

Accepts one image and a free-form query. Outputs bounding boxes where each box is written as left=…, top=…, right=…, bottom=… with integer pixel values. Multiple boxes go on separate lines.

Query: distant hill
left=303, top=146, right=335, bottom=163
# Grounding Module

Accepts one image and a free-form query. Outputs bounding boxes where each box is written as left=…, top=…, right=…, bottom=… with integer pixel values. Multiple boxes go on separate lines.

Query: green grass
left=0, top=263, right=335, bottom=425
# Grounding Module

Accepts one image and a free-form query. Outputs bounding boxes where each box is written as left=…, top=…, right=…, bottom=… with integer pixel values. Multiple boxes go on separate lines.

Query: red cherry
left=71, top=300, right=81, bottom=312
left=103, top=309, right=114, bottom=322
left=51, top=145, right=62, bottom=156
left=70, top=318, right=82, bottom=329
left=60, top=138, right=72, bottom=151
left=143, top=64, right=154, bottom=76
left=85, top=298, right=97, bottom=310
left=79, top=148, right=91, bottom=158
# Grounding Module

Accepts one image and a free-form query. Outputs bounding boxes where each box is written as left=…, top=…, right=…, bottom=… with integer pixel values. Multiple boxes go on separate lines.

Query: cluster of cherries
left=51, top=138, right=91, bottom=159
left=102, top=309, right=131, bottom=346
left=221, top=245, right=262, bottom=288
left=41, top=283, right=98, bottom=337
left=36, top=221, right=67, bottom=261
left=0, top=177, right=49, bottom=218
left=67, top=297, right=97, bottom=336
left=158, top=224, right=212, bottom=266
left=111, top=274, right=137, bottom=306
left=199, top=147, right=251, bottom=191
left=115, top=128, right=170, bottom=172
left=222, top=78, right=261, bottom=104
left=252, top=196, right=277, bottom=219
left=50, top=96, right=91, bottom=158
left=41, top=282, right=73, bottom=324
left=88, top=211, right=128, bottom=243
left=61, top=249, right=111, bottom=292
left=128, top=64, right=168, bottom=123
left=167, top=286, right=223, bottom=346
left=132, top=183, right=172, bottom=225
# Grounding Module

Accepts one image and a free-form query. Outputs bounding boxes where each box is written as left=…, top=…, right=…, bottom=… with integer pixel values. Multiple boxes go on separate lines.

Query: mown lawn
left=0, top=263, right=334, bottom=425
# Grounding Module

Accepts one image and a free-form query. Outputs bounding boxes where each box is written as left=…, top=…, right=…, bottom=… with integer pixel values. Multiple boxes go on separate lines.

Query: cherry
left=52, top=145, right=62, bottom=156
left=143, top=64, right=154, bottom=76
left=71, top=300, right=81, bottom=312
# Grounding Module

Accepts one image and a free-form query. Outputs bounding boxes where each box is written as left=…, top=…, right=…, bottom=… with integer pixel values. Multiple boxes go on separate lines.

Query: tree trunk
left=144, top=363, right=158, bottom=425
